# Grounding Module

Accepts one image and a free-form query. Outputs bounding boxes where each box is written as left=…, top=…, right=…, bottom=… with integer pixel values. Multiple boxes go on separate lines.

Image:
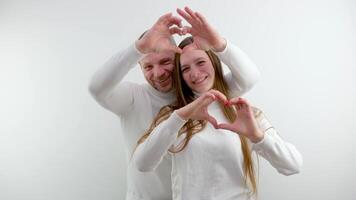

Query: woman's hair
left=136, top=37, right=257, bottom=195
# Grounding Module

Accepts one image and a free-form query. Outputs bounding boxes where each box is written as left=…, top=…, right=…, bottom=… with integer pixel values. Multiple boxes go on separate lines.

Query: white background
left=1, top=0, right=355, bottom=199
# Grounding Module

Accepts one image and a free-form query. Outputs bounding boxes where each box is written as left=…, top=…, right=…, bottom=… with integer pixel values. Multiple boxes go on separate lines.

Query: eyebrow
left=159, top=57, right=172, bottom=64
left=141, top=62, right=152, bottom=67
left=181, top=57, right=206, bottom=68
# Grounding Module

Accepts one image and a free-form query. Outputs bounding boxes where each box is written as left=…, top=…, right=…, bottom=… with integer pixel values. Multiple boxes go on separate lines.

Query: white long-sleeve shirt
left=88, top=41, right=260, bottom=200
left=133, top=103, right=303, bottom=200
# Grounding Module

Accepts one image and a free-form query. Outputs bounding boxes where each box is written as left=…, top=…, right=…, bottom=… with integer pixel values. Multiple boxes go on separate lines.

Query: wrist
left=176, top=107, right=190, bottom=120
left=250, top=130, right=264, bottom=143
left=212, top=37, right=227, bottom=52
left=135, top=40, right=148, bottom=54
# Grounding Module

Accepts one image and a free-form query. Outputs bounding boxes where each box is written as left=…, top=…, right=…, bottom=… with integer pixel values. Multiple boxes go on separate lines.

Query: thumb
left=169, top=27, right=183, bottom=36
left=199, top=93, right=215, bottom=108
left=206, top=114, right=218, bottom=129
left=217, top=123, right=235, bottom=132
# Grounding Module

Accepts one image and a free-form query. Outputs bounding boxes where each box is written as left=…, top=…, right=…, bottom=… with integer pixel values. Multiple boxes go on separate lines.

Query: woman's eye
left=197, top=60, right=205, bottom=65
left=182, top=67, right=190, bottom=73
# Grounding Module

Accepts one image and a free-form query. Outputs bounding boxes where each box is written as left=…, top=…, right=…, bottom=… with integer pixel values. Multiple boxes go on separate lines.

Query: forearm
left=88, top=43, right=143, bottom=107
left=134, top=111, right=187, bottom=172
left=215, top=40, right=260, bottom=96
left=252, top=112, right=303, bottom=175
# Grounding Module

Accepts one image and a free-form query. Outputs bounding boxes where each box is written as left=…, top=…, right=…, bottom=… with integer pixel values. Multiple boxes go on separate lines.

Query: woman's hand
left=177, top=7, right=227, bottom=52
left=218, top=97, right=264, bottom=143
left=176, top=89, right=228, bottom=128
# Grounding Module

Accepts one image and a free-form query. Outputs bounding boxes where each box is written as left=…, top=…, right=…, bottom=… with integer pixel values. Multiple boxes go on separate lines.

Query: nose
left=190, top=67, right=200, bottom=80
left=152, top=66, right=165, bottom=79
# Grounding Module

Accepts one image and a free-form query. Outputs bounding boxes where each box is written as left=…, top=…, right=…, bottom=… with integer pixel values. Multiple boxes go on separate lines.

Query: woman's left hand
left=218, top=97, right=265, bottom=143
left=176, top=89, right=228, bottom=128
left=177, top=7, right=227, bottom=52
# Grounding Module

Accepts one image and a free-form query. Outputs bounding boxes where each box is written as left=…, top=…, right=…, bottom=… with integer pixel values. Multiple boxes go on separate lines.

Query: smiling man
left=139, top=51, right=175, bottom=92
left=89, top=13, right=181, bottom=200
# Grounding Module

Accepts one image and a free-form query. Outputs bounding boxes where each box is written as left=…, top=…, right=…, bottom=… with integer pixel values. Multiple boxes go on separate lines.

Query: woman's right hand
left=176, top=89, right=228, bottom=128
left=176, top=7, right=227, bottom=52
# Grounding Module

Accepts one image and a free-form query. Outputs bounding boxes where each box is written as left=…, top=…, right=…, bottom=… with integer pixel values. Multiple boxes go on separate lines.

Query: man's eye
left=163, top=60, right=172, bottom=65
left=145, top=65, right=153, bottom=71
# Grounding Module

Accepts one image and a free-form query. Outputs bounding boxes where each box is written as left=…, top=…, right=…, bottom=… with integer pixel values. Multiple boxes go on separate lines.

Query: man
left=89, top=7, right=260, bottom=200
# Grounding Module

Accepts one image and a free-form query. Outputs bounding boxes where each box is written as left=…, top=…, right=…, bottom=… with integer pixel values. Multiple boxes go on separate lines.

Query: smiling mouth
left=156, top=76, right=171, bottom=85
left=193, top=76, right=208, bottom=85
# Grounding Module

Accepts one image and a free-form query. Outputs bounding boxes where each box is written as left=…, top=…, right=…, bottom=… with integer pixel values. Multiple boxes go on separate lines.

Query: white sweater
left=134, top=102, right=303, bottom=200
left=88, top=41, right=261, bottom=200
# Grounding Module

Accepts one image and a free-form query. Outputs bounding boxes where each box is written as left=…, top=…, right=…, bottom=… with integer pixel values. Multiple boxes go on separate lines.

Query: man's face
left=139, top=51, right=175, bottom=93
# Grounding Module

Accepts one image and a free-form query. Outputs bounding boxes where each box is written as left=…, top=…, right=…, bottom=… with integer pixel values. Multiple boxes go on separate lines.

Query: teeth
left=158, top=77, right=170, bottom=83
left=194, top=76, right=207, bottom=84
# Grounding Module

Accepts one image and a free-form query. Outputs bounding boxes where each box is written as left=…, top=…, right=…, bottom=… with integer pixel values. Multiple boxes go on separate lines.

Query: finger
left=184, top=7, right=200, bottom=22
left=228, top=97, right=241, bottom=105
left=206, top=114, right=218, bottom=129
left=195, top=93, right=215, bottom=110
left=201, top=93, right=216, bottom=107
left=229, top=97, right=249, bottom=107
left=234, top=103, right=242, bottom=111
left=236, top=100, right=247, bottom=111
left=236, top=97, right=250, bottom=105
left=158, top=13, right=173, bottom=24
left=167, top=16, right=183, bottom=28
left=177, top=8, right=194, bottom=25
left=240, top=101, right=248, bottom=110
left=236, top=98, right=251, bottom=110
left=195, top=11, right=207, bottom=25
left=182, top=26, right=192, bottom=35
left=208, top=90, right=228, bottom=105
left=169, top=27, right=183, bottom=35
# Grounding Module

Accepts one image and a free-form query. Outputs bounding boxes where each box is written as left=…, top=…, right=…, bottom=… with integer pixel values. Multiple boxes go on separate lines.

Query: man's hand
left=135, top=13, right=183, bottom=54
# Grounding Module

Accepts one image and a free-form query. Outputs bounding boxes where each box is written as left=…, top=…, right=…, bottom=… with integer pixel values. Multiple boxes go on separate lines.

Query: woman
left=134, top=9, right=303, bottom=200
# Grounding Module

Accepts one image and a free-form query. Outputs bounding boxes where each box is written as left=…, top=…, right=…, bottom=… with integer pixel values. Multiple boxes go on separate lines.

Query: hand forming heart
left=176, top=90, right=264, bottom=143
left=176, top=89, right=228, bottom=128
left=218, top=97, right=264, bottom=143
left=135, top=7, right=227, bottom=55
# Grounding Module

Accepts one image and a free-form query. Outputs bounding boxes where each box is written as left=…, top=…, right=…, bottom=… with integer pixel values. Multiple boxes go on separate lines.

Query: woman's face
left=180, top=44, right=215, bottom=93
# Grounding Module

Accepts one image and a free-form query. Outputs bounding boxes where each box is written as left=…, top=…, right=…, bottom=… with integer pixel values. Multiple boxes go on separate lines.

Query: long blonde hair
left=136, top=37, right=258, bottom=194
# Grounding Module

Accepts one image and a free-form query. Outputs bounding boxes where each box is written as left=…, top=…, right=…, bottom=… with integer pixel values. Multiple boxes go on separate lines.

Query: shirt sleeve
left=133, top=111, right=187, bottom=172
left=88, top=43, right=144, bottom=115
left=214, top=40, right=261, bottom=97
left=251, top=108, right=303, bottom=175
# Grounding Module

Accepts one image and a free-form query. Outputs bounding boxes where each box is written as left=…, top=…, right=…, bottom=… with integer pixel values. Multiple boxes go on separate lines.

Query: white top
left=88, top=41, right=261, bottom=200
left=134, top=102, right=303, bottom=200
